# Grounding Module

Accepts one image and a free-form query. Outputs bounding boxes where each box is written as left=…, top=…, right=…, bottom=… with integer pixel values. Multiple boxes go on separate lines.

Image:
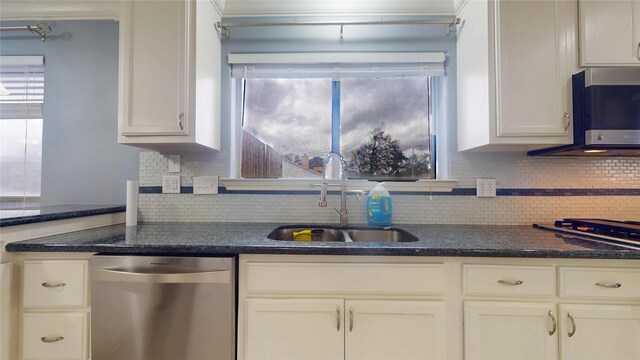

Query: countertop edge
left=0, top=206, right=126, bottom=227
left=6, top=243, right=640, bottom=260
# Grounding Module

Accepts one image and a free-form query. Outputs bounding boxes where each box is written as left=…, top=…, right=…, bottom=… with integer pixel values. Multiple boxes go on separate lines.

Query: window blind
left=0, top=56, right=45, bottom=120
left=229, top=52, right=446, bottom=79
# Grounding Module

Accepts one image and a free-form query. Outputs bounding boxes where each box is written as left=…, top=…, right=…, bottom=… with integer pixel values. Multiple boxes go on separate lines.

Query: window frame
left=0, top=55, right=44, bottom=205
left=226, top=76, right=456, bottom=193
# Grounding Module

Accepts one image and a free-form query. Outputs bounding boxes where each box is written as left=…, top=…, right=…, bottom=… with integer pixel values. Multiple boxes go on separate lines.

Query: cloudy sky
left=243, top=77, right=430, bottom=161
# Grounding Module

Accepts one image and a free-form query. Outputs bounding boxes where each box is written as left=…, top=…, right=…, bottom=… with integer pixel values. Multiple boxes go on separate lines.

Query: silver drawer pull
left=41, top=282, right=66, bottom=288
left=548, top=311, right=557, bottom=336
left=349, top=307, right=354, bottom=332
left=595, top=282, right=622, bottom=288
left=336, top=306, right=341, bottom=331
left=563, top=112, right=571, bottom=131
left=41, top=336, right=64, bottom=343
left=567, top=312, right=576, bottom=338
left=497, top=280, right=523, bottom=286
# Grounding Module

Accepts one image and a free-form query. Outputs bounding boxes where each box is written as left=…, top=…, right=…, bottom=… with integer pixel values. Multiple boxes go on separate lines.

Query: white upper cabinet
left=119, top=0, right=221, bottom=152
left=457, top=0, right=576, bottom=151
left=579, top=0, right=640, bottom=66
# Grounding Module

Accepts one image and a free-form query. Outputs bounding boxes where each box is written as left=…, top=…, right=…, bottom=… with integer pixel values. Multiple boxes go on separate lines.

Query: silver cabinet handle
left=349, top=307, right=354, bottom=332
left=336, top=307, right=341, bottom=331
left=637, top=42, right=640, bottom=61
left=41, top=282, right=65, bottom=288
left=595, top=282, right=622, bottom=288
left=41, top=336, right=64, bottom=343
left=567, top=312, right=576, bottom=337
left=178, top=112, right=184, bottom=130
left=563, top=112, right=571, bottom=131
left=497, top=280, right=523, bottom=286
left=548, top=311, right=557, bottom=336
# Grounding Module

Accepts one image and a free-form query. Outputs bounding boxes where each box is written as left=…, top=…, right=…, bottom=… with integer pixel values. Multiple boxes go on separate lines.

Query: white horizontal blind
left=229, top=52, right=446, bottom=79
left=0, top=56, right=45, bottom=119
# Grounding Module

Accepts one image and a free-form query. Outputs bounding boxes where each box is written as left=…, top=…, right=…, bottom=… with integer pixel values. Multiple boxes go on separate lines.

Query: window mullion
left=331, top=80, right=340, bottom=154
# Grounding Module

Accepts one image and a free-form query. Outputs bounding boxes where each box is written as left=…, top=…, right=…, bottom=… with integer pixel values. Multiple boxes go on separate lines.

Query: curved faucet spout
left=317, top=152, right=363, bottom=226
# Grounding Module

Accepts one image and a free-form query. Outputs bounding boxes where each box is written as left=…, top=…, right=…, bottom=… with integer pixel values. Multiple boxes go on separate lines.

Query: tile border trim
left=138, top=186, right=640, bottom=196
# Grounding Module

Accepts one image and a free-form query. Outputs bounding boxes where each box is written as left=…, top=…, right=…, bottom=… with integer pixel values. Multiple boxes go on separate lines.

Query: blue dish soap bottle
left=366, top=182, right=392, bottom=227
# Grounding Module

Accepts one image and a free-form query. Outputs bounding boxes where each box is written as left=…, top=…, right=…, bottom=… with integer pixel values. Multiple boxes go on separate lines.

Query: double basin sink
left=267, top=225, right=419, bottom=243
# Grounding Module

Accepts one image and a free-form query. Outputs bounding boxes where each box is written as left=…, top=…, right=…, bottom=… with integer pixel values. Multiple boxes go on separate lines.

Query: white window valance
left=229, top=52, right=446, bottom=79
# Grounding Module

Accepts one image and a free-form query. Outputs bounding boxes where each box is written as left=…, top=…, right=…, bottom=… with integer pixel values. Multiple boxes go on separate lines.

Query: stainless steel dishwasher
left=90, top=255, right=235, bottom=360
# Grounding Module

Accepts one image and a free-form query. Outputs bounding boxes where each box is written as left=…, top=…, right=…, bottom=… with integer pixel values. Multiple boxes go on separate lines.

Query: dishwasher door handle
left=91, top=268, right=231, bottom=284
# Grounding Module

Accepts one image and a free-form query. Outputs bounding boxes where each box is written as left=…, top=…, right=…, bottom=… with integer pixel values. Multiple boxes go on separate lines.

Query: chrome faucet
left=316, top=152, right=365, bottom=227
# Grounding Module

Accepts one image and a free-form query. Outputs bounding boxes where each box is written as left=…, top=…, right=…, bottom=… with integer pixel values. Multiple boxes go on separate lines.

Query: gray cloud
left=243, top=77, right=430, bottom=158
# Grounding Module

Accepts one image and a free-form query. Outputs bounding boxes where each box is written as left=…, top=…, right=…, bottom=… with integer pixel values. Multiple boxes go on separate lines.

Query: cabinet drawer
left=23, top=260, right=88, bottom=308
left=22, top=313, right=87, bottom=359
left=463, top=265, right=555, bottom=297
left=559, top=267, right=640, bottom=300
left=245, top=262, right=444, bottom=295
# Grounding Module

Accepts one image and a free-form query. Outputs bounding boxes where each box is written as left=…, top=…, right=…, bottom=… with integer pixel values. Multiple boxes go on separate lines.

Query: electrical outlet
left=162, top=175, right=181, bottom=194
left=476, top=178, right=497, bottom=198
left=168, top=155, right=181, bottom=173
left=193, top=176, right=218, bottom=195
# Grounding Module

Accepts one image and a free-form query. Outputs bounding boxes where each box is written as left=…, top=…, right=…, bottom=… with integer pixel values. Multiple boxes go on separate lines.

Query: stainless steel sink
left=267, top=225, right=418, bottom=243
left=345, top=228, right=419, bottom=243
left=267, top=226, right=345, bottom=241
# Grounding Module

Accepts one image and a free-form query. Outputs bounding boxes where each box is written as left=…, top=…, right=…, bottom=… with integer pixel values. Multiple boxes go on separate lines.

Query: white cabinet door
left=120, top=0, right=187, bottom=136
left=560, top=304, right=640, bottom=360
left=580, top=0, right=640, bottom=66
left=457, top=0, right=575, bottom=151
left=0, top=263, right=11, bottom=360
left=495, top=0, right=574, bottom=139
left=345, top=300, right=446, bottom=360
left=245, top=298, right=344, bottom=360
left=22, top=260, right=87, bottom=308
left=464, top=301, right=558, bottom=360
left=22, top=313, right=87, bottom=360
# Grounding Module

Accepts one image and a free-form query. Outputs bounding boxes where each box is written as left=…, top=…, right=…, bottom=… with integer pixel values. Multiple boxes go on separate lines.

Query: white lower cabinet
left=559, top=304, right=640, bottom=360
left=239, top=257, right=447, bottom=360
left=245, top=298, right=445, bottom=360
left=345, top=300, right=446, bottom=360
left=245, top=298, right=344, bottom=360
left=464, top=301, right=558, bottom=360
left=19, top=259, right=90, bottom=360
left=22, top=313, right=87, bottom=360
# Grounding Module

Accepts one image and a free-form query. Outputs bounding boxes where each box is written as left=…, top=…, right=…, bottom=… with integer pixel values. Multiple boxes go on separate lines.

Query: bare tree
left=348, top=126, right=408, bottom=176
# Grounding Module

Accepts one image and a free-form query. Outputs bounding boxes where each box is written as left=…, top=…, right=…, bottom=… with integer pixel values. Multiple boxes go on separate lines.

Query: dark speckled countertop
left=0, top=205, right=126, bottom=227
left=5, top=222, right=640, bottom=259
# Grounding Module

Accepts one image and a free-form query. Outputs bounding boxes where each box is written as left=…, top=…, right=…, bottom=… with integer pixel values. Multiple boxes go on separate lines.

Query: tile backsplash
left=137, top=152, right=640, bottom=225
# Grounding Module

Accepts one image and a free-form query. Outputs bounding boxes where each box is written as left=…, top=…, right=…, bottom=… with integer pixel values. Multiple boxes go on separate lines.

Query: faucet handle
left=347, top=190, right=367, bottom=201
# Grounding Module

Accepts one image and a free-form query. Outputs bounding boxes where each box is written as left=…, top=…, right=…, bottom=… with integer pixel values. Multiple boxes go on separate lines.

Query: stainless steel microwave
left=529, top=68, right=640, bottom=156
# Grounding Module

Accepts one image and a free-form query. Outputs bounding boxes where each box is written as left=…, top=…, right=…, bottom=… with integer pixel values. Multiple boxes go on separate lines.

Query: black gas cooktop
left=535, top=218, right=640, bottom=250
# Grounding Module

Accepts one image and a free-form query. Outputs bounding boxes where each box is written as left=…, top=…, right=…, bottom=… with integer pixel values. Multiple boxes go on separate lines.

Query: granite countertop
left=5, top=222, right=640, bottom=259
left=0, top=205, right=126, bottom=227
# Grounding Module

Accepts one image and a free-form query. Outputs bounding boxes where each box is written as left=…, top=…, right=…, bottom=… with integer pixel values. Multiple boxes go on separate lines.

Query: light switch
left=193, top=176, right=218, bottom=195
left=168, top=155, right=181, bottom=173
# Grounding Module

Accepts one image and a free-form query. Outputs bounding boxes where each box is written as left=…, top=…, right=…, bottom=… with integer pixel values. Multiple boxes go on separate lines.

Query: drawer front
left=463, top=264, right=556, bottom=297
left=23, top=260, right=87, bottom=308
left=22, top=313, right=87, bottom=360
left=559, top=267, right=640, bottom=300
left=245, top=262, right=444, bottom=295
